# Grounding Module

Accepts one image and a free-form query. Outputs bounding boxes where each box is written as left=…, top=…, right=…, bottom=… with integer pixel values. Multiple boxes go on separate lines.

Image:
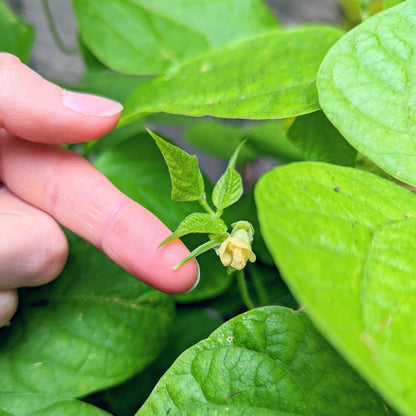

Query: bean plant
left=0, top=0, right=415, bottom=415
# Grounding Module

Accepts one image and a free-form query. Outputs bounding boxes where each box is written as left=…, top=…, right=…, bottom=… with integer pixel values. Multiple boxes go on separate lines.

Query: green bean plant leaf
left=136, top=306, right=393, bottom=416
left=159, top=213, right=227, bottom=247
left=0, top=2, right=34, bottom=62
left=255, top=162, right=416, bottom=416
left=121, top=26, right=344, bottom=124
left=93, top=133, right=231, bottom=301
left=0, top=393, right=111, bottom=416
left=212, top=142, right=244, bottom=212
left=72, top=0, right=278, bottom=75
left=184, top=120, right=304, bottom=163
left=0, top=237, right=174, bottom=397
left=288, top=111, right=357, bottom=166
left=149, top=130, right=205, bottom=202
left=318, top=0, right=416, bottom=186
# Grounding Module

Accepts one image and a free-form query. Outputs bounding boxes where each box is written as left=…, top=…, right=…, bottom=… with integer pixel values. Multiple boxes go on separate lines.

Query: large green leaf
left=0, top=393, right=110, bottom=416
left=255, top=162, right=416, bottom=415
left=94, top=134, right=231, bottom=301
left=318, top=0, right=416, bottom=186
left=0, top=2, right=34, bottom=62
left=136, top=306, right=392, bottom=415
left=121, top=27, right=344, bottom=123
left=72, top=0, right=277, bottom=76
left=0, top=236, right=174, bottom=396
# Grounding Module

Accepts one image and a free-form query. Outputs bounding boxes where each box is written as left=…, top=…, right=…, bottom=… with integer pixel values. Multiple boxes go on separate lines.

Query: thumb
left=0, top=53, right=123, bottom=144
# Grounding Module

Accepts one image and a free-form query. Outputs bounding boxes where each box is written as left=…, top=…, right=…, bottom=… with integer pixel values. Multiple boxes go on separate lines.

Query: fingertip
left=154, top=242, right=200, bottom=294
left=0, top=289, right=18, bottom=327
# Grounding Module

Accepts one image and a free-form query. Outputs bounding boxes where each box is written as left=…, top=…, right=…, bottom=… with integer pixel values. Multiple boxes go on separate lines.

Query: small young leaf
left=212, top=143, right=244, bottom=211
left=148, top=130, right=205, bottom=201
left=159, top=213, right=227, bottom=247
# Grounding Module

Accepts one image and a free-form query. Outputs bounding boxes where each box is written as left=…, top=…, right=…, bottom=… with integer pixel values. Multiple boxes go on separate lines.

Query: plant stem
left=41, top=0, right=79, bottom=55
left=248, top=264, right=270, bottom=306
left=236, top=270, right=255, bottom=310
left=199, top=194, right=216, bottom=215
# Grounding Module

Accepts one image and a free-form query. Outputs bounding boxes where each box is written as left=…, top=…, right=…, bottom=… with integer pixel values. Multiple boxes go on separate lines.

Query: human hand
left=0, top=53, right=198, bottom=327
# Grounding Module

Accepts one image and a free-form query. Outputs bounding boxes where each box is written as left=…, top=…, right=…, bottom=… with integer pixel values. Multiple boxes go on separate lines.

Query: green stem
left=236, top=270, right=255, bottom=310
left=41, top=0, right=79, bottom=55
left=199, top=194, right=215, bottom=215
left=248, top=264, right=270, bottom=306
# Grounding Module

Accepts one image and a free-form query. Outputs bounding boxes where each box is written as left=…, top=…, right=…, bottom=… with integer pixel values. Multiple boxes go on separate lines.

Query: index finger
left=0, top=53, right=123, bottom=144
left=0, top=134, right=199, bottom=294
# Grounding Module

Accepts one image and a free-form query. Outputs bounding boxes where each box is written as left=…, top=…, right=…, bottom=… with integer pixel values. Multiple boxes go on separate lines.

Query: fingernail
left=186, top=262, right=200, bottom=293
left=63, top=90, right=123, bottom=117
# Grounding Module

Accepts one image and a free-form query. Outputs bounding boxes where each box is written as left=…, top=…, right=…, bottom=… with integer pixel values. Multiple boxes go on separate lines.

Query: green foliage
left=0, top=2, right=34, bottom=62
left=137, top=306, right=392, bottom=415
left=318, top=0, right=416, bottom=186
left=159, top=213, right=227, bottom=246
left=0, top=236, right=174, bottom=397
left=72, top=0, right=278, bottom=75
left=149, top=130, right=205, bottom=202
left=255, top=162, right=416, bottom=415
left=288, top=111, right=357, bottom=166
left=5, top=0, right=416, bottom=415
left=184, top=119, right=304, bottom=163
left=0, top=393, right=111, bottom=416
left=121, top=27, right=344, bottom=124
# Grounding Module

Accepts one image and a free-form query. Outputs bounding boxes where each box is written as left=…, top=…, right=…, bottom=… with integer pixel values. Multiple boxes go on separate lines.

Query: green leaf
left=149, top=130, right=205, bottom=202
left=0, top=393, right=111, bottom=416
left=136, top=306, right=392, bottom=415
left=0, top=2, right=34, bottom=62
left=255, top=162, right=416, bottom=416
left=212, top=143, right=245, bottom=211
left=79, top=70, right=147, bottom=104
left=92, top=307, right=223, bottom=416
left=184, top=119, right=305, bottom=164
left=121, top=27, right=344, bottom=123
left=288, top=111, right=357, bottom=166
left=72, top=0, right=277, bottom=76
left=160, top=213, right=227, bottom=247
left=0, top=237, right=174, bottom=396
left=94, top=134, right=231, bottom=301
left=318, top=0, right=416, bottom=186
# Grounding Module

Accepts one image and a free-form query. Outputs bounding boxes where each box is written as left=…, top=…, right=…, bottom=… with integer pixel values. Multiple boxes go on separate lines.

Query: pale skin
left=0, top=53, right=198, bottom=327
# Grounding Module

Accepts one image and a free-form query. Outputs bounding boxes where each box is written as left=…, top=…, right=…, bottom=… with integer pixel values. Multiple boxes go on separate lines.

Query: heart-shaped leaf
left=136, top=306, right=392, bottom=415
left=255, top=162, right=416, bottom=415
left=72, top=0, right=277, bottom=75
left=0, top=236, right=174, bottom=396
left=318, top=0, right=416, bottom=186
left=121, top=27, right=344, bottom=123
